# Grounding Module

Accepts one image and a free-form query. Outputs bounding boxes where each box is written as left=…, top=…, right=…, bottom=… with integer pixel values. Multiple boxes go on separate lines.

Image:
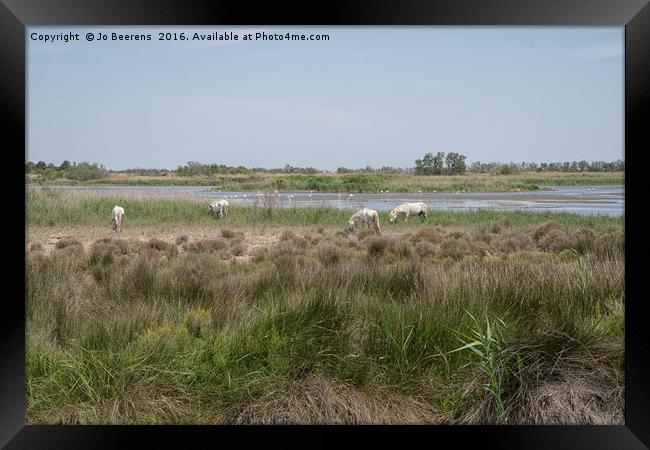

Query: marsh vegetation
left=26, top=192, right=624, bottom=424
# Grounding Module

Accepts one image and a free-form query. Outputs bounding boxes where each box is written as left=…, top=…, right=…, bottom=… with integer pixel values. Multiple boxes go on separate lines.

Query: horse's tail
left=373, top=213, right=382, bottom=236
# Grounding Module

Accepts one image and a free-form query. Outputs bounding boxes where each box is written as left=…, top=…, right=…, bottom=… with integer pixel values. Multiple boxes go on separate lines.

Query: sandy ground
left=26, top=226, right=285, bottom=261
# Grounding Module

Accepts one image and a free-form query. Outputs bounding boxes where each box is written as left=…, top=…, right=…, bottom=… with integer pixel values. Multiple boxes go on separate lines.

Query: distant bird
left=338, top=194, right=342, bottom=199
left=455, top=192, right=460, bottom=195
left=349, top=194, right=354, bottom=199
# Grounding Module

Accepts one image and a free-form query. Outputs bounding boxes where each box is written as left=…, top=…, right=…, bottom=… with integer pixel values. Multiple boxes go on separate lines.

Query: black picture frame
left=3, top=0, right=648, bottom=448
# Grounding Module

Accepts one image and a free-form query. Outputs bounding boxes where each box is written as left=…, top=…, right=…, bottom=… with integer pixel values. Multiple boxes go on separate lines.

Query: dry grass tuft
left=366, top=237, right=387, bottom=256
left=221, top=229, right=244, bottom=240
left=230, top=242, right=247, bottom=257
left=175, top=235, right=188, bottom=245
left=187, top=239, right=228, bottom=254
left=533, top=220, right=565, bottom=240
left=415, top=241, right=435, bottom=257
left=55, top=238, right=81, bottom=249
left=142, top=239, right=170, bottom=252
left=413, top=228, right=444, bottom=245
left=317, top=244, right=344, bottom=266
left=388, top=239, right=413, bottom=258
left=222, top=373, right=445, bottom=424
left=280, top=230, right=298, bottom=241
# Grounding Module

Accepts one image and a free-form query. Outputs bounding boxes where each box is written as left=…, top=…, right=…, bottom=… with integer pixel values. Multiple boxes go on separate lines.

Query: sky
left=27, top=27, right=624, bottom=171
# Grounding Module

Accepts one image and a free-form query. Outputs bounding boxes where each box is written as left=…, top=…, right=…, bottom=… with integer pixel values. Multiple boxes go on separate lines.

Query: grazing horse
left=347, top=208, right=382, bottom=236
left=209, top=199, right=229, bottom=219
left=112, top=205, right=125, bottom=232
left=388, top=202, right=427, bottom=223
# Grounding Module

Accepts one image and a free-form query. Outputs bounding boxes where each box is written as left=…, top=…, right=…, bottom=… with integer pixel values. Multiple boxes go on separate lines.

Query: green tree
left=433, top=152, right=445, bottom=175
left=415, top=152, right=434, bottom=175
left=445, top=152, right=467, bottom=174
left=37, top=167, right=59, bottom=184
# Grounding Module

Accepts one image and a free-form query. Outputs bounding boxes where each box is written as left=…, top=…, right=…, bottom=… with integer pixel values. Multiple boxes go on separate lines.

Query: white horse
left=389, top=202, right=427, bottom=223
left=112, top=205, right=125, bottom=232
left=347, top=208, right=382, bottom=236
left=209, top=199, right=229, bottom=219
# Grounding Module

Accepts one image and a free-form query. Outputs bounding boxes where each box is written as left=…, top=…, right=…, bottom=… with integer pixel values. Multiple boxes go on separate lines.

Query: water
left=29, top=184, right=624, bottom=217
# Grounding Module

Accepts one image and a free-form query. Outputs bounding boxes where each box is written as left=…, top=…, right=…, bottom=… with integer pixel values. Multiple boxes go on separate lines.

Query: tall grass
left=26, top=218, right=624, bottom=424
left=26, top=190, right=623, bottom=231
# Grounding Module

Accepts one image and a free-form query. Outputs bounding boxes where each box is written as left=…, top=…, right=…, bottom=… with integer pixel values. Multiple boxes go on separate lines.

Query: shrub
left=184, top=308, right=213, bottom=338
left=537, top=229, right=576, bottom=253
left=280, top=230, right=298, bottom=241
left=221, top=229, right=244, bottom=240
left=388, top=239, right=413, bottom=258
left=366, top=237, right=386, bottom=256
left=231, top=242, right=247, bottom=256
left=176, top=235, right=188, bottom=245
left=29, top=242, right=43, bottom=252
left=415, top=241, right=435, bottom=257
left=251, top=247, right=268, bottom=262
left=439, top=238, right=470, bottom=260
left=64, top=162, right=108, bottom=181
left=141, top=239, right=170, bottom=252
left=533, top=220, right=565, bottom=241
left=495, top=230, right=534, bottom=253
left=58, top=244, right=85, bottom=257
left=89, top=241, right=122, bottom=266
left=55, top=238, right=81, bottom=249
left=88, top=242, right=123, bottom=283
left=413, top=228, right=444, bottom=245
left=317, top=244, right=343, bottom=266
left=187, top=239, right=228, bottom=254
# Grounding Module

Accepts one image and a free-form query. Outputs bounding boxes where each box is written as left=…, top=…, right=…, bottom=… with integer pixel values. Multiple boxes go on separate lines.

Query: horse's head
left=347, top=220, right=355, bottom=232
left=388, top=209, right=398, bottom=223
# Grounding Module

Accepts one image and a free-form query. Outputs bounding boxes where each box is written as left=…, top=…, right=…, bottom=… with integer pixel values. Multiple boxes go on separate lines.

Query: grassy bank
left=28, top=171, right=624, bottom=192
left=26, top=190, right=624, bottom=231
left=26, top=215, right=624, bottom=424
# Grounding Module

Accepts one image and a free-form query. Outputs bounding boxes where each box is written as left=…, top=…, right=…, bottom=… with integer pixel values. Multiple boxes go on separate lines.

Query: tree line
left=26, top=155, right=625, bottom=181
left=467, top=159, right=625, bottom=174
left=25, top=161, right=108, bottom=182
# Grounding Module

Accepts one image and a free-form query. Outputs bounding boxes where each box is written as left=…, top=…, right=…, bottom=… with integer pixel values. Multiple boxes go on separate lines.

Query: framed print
left=2, top=0, right=649, bottom=448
